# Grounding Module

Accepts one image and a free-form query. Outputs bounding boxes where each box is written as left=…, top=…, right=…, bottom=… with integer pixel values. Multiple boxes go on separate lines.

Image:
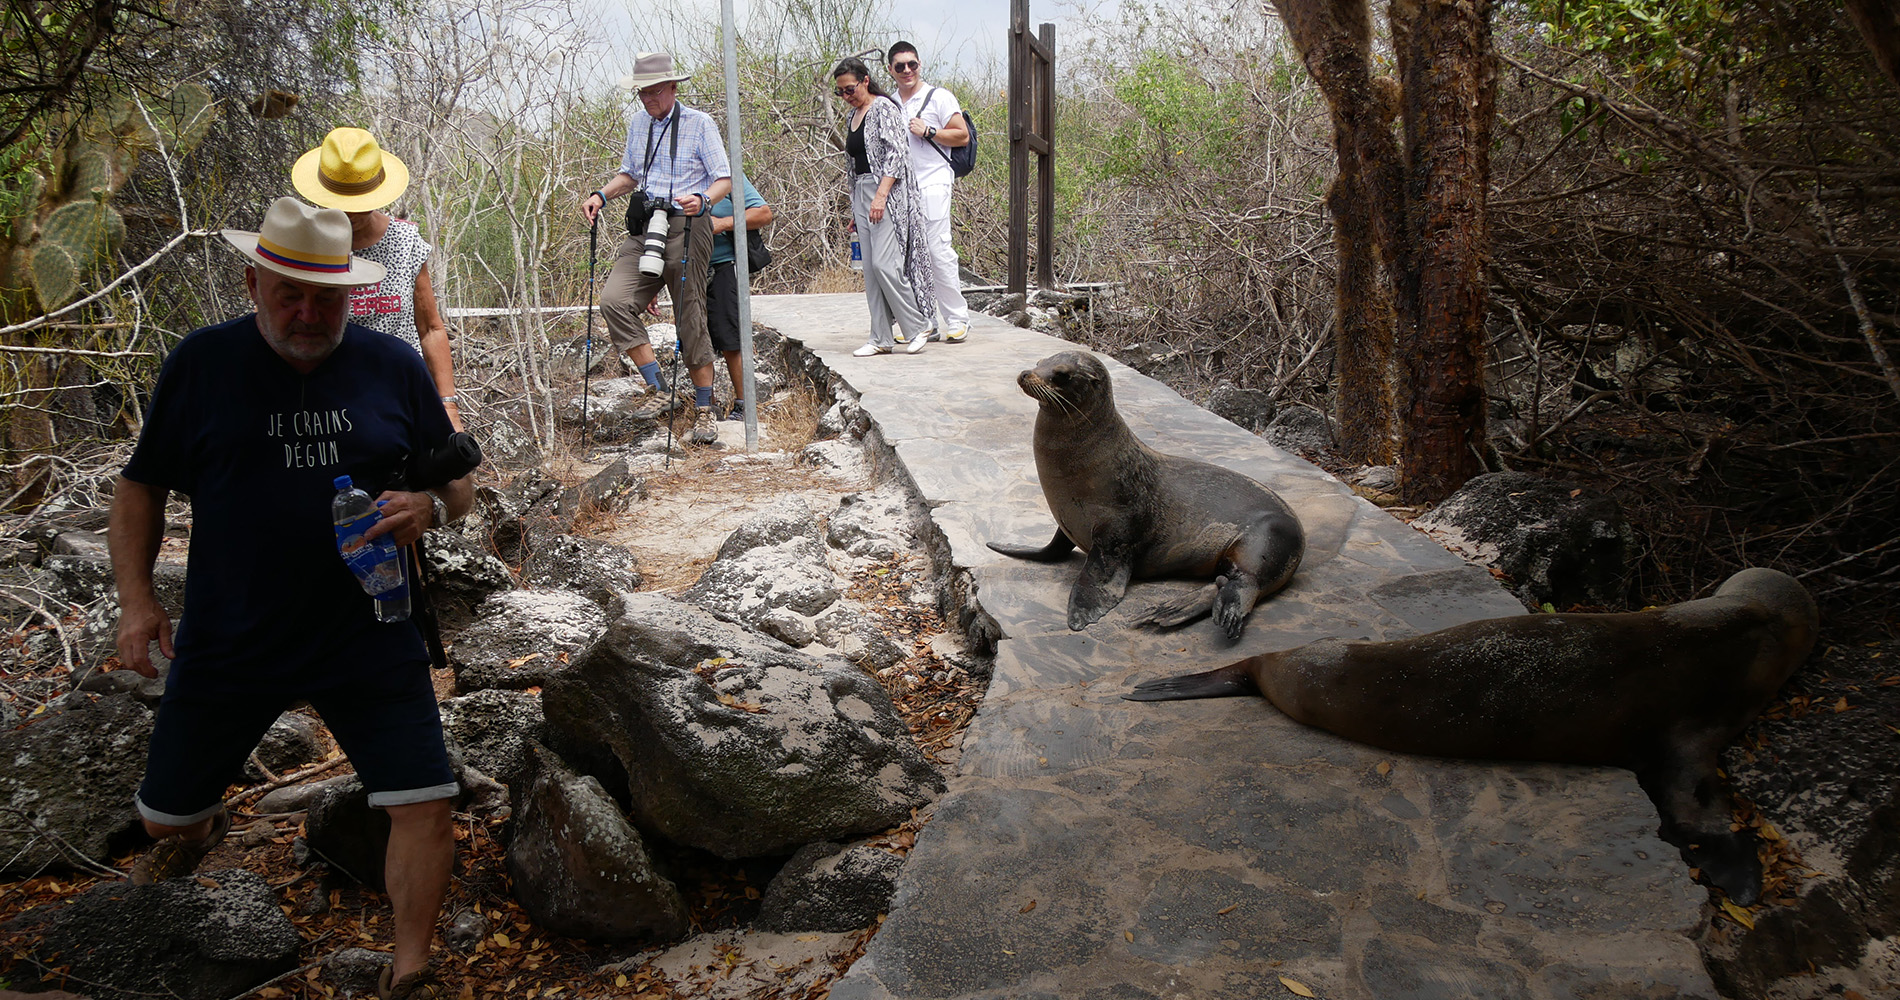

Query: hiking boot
left=690, top=406, right=719, bottom=444
left=379, top=963, right=453, bottom=1000
left=724, top=400, right=747, bottom=422
left=632, top=393, right=684, bottom=420
left=129, top=807, right=230, bottom=885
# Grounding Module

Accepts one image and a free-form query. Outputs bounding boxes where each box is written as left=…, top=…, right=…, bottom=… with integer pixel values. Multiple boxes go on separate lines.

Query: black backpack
left=922, top=88, right=977, bottom=178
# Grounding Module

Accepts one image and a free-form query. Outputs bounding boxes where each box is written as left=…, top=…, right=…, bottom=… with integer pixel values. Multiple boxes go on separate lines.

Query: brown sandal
left=128, top=806, right=230, bottom=885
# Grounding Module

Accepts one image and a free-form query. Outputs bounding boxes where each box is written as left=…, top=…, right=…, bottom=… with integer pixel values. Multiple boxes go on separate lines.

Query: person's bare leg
left=722, top=351, right=744, bottom=403
left=626, top=343, right=658, bottom=369
left=689, top=362, right=714, bottom=390
left=384, top=798, right=453, bottom=981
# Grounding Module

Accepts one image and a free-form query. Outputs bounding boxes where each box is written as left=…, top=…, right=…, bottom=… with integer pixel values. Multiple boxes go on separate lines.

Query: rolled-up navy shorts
left=136, top=654, right=457, bottom=826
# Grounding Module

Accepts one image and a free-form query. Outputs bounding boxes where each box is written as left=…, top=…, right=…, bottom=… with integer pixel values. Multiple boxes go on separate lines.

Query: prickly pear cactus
left=1, top=82, right=220, bottom=313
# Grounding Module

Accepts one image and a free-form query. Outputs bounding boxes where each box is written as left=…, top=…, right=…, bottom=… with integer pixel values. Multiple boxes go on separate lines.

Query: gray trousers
left=851, top=174, right=929, bottom=347
left=599, top=210, right=715, bottom=368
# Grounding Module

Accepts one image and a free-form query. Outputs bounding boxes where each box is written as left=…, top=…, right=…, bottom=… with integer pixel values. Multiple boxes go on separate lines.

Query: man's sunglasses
left=891, top=60, right=919, bottom=72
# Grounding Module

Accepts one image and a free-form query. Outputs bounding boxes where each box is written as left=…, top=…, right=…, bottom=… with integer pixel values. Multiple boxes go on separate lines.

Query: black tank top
left=847, top=115, right=870, bottom=176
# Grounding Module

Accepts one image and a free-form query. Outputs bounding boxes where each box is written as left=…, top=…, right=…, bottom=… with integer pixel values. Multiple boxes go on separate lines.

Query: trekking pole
left=662, top=222, right=688, bottom=470
left=581, top=214, right=599, bottom=445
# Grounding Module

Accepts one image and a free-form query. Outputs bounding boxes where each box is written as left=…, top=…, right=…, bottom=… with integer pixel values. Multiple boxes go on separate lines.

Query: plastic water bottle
left=849, top=222, right=863, bottom=271
left=331, top=475, right=410, bottom=622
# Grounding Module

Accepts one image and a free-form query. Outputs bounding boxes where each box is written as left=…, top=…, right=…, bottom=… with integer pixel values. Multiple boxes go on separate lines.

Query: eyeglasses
left=891, top=60, right=919, bottom=72
left=834, top=82, right=860, bottom=96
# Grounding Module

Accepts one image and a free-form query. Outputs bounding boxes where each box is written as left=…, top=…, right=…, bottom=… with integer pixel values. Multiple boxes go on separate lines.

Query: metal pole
left=581, top=215, right=598, bottom=443
left=722, top=0, right=757, bottom=452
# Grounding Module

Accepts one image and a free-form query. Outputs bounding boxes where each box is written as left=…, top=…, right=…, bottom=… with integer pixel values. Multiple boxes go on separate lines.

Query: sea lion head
left=1712, top=567, right=1820, bottom=666
left=1018, top=351, right=1114, bottom=419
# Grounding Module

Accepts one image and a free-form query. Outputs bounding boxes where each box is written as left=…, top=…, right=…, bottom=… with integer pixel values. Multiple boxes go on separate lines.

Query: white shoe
left=904, top=334, right=928, bottom=354
left=943, top=324, right=969, bottom=343
left=853, top=343, right=891, bottom=357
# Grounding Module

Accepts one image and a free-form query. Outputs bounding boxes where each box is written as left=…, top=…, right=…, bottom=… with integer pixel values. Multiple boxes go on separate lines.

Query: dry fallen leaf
left=1279, top=975, right=1317, bottom=997
left=1217, top=903, right=1239, bottom=915
left=1124, top=930, right=1134, bottom=942
left=1834, top=696, right=1850, bottom=712
left=1020, top=900, right=1037, bottom=913
left=1375, top=761, right=1391, bottom=776
left=1719, top=899, right=1755, bottom=929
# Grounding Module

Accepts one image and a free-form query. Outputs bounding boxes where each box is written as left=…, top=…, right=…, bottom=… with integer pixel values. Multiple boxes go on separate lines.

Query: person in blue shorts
left=107, top=197, right=473, bottom=999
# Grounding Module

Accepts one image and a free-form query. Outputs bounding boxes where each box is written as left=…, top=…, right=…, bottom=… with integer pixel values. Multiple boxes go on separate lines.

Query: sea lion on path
left=1126, top=567, right=1820, bottom=904
left=986, top=351, right=1304, bottom=639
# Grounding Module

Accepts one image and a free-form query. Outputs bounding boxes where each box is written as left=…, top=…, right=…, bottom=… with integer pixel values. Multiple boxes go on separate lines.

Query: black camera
left=633, top=194, right=674, bottom=277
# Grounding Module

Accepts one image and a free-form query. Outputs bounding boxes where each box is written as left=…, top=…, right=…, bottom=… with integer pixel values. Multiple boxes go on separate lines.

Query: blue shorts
left=136, top=653, right=457, bottom=826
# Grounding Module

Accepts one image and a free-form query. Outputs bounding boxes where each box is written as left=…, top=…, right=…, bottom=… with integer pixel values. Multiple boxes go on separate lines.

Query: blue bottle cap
left=334, top=475, right=353, bottom=490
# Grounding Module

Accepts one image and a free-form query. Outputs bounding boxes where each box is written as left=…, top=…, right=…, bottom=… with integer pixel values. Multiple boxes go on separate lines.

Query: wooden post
left=1008, top=0, right=1056, bottom=295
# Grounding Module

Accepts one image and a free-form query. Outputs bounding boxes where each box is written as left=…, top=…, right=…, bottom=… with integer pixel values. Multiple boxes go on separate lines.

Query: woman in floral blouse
left=833, top=57, right=936, bottom=357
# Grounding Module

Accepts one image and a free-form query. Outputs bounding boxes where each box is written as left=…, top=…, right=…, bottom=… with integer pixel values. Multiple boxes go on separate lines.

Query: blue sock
left=638, top=361, right=665, bottom=391
left=695, top=385, right=714, bottom=409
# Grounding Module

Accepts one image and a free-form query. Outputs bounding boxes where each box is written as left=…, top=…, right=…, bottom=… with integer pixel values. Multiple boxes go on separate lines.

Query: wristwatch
left=424, top=489, right=449, bottom=529
left=927, top=126, right=938, bottom=139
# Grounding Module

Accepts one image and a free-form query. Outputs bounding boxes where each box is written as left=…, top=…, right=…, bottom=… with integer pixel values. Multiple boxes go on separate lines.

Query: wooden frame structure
left=1008, top=0, right=1055, bottom=294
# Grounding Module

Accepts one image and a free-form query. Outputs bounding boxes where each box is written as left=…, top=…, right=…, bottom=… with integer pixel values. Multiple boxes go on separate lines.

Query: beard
left=257, top=303, right=345, bottom=368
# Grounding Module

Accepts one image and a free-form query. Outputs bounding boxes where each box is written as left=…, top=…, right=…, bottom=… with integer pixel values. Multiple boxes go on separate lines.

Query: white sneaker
left=943, top=324, right=969, bottom=343
left=853, top=343, right=891, bottom=357
left=904, top=334, right=928, bottom=355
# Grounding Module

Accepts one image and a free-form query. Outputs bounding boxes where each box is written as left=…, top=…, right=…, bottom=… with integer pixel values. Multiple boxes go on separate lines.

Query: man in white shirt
left=888, top=41, right=971, bottom=343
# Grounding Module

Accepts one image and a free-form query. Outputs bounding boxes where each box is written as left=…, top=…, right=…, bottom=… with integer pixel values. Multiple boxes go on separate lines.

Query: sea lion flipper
left=987, top=530, right=1077, bottom=563
left=1068, top=540, right=1135, bottom=630
left=1124, top=666, right=1257, bottom=701
left=1130, top=585, right=1217, bottom=630
left=1211, top=572, right=1262, bottom=640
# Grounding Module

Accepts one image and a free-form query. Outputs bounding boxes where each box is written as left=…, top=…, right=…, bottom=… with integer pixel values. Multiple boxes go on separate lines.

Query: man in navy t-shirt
left=108, top=197, right=472, bottom=997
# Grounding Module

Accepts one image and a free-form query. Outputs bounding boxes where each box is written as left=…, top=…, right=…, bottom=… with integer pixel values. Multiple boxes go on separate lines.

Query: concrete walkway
left=747, top=295, right=1719, bottom=1000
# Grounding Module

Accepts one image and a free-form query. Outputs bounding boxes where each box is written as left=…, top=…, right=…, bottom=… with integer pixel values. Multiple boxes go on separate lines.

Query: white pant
left=919, top=183, right=969, bottom=329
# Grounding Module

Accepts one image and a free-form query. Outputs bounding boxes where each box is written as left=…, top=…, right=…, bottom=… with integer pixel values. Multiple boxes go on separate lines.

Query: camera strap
left=643, top=104, right=681, bottom=200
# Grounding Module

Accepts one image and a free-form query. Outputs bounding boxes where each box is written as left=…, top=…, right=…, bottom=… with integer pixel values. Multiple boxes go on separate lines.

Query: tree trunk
left=1271, top=0, right=1406, bottom=464
left=1272, top=0, right=1495, bottom=498
left=1393, top=0, right=1495, bottom=502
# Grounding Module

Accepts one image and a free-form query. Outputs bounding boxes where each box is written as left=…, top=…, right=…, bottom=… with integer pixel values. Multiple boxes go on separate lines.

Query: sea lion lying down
left=1127, top=567, right=1819, bottom=904
left=987, top=351, right=1305, bottom=639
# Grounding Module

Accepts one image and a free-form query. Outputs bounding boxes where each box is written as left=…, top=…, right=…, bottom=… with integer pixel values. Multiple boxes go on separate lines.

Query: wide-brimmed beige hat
left=291, top=127, right=410, bottom=212
left=221, top=197, right=387, bottom=287
left=618, top=51, right=691, bottom=91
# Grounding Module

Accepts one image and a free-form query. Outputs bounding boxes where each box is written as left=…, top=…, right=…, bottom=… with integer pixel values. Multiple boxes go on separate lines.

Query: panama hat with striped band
left=221, top=197, right=387, bottom=287
left=291, top=127, right=411, bottom=212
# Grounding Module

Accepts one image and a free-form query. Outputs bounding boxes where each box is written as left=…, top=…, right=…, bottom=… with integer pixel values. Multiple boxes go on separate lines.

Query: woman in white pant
left=833, top=57, right=935, bottom=357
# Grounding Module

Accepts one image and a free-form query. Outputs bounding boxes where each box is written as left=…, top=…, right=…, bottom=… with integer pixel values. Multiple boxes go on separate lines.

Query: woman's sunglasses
left=834, top=82, right=861, bottom=96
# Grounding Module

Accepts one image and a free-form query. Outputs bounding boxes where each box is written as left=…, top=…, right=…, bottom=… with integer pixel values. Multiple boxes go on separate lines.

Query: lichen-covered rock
left=5, top=868, right=299, bottom=999
left=318, top=946, right=389, bottom=995
left=800, top=439, right=869, bottom=479
left=813, top=606, right=908, bottom=671
left=0, top=693, right=151, bottom=875
left=683, top=498, right=840, bottom=622
left=543, top=594, right=943, bottom=858
left=440, top=688, right=546, bottom=789
left=245, top=711, right=324, bottom=782
left=506, top=746, right=690, bottom=941
left=1414, top=471, right=1635, bottom=610
left=1703, top=639, right=1900, bottom=998
left=756, top=841, right=905, bottom=932
left=825, top=489, right=918, bottom=561
left=520, top=535, right=641, bottom=615
left=557, top=457, right=645, bottom=519
left=449, top=589, right=609, bottom=692
left=301, top=778, right=391, bottom=890
left=420, top=528, right=515, bottom=631
left=1209, top=383, right=1276, bottom=432
left=816, top=392, right=870, bottom=442
left=477, top=471, right=568, bottom=564
left=1262, top=403, right=1335, bottom=457
left=561, top=376, right=665, bottom=443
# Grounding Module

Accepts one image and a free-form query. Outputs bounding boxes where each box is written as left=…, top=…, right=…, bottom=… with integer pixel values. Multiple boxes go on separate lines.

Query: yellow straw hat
left=291, top=127, right=411, bottom=212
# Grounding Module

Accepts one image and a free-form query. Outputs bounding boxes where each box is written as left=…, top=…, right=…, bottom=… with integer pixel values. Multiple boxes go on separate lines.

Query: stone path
left=748, top=295, right=1719, bottom=1000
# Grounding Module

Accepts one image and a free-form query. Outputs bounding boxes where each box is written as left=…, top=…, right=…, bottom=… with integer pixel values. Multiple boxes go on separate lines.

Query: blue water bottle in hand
left=332, top=475, right=411, bottom=622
